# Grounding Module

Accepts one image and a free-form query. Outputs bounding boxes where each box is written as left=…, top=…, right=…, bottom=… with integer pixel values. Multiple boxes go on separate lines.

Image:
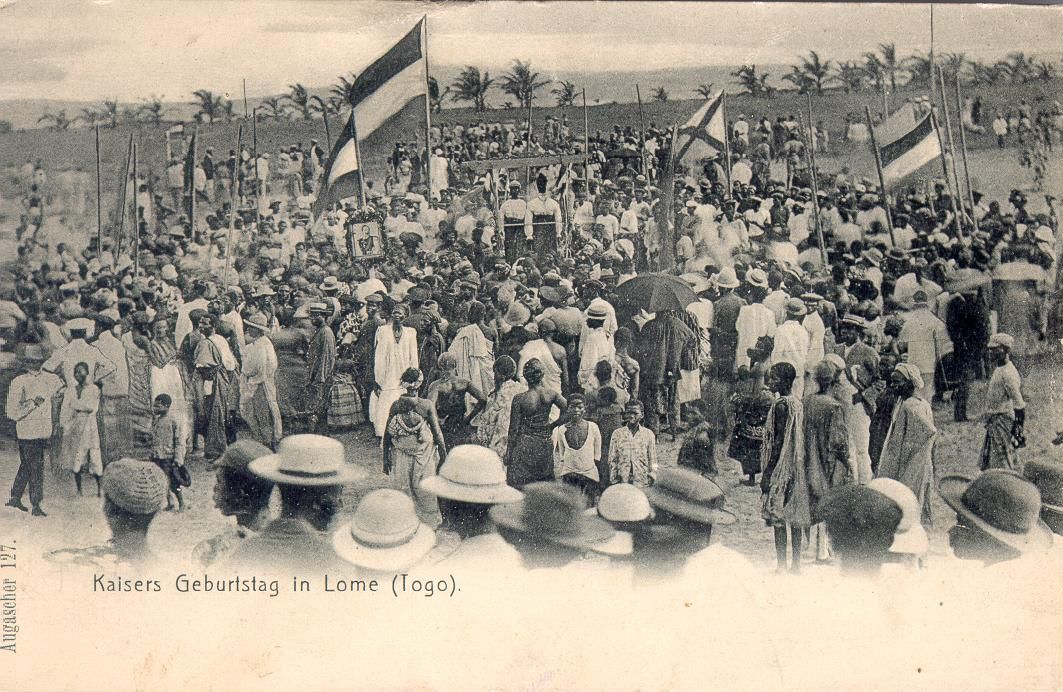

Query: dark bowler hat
left=938, top=471, right=1053, bottom=554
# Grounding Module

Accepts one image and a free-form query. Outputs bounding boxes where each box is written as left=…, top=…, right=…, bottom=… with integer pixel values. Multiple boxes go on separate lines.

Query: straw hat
left=745, top=267, right=768, bottom=289
left=419, top=445, right=523, bottom=504
left=784, top=298, right=807, bottom=318
left=938, top=471, right=1052, bottom=554
left=248, top=435, right=364, bottom=486
left=243, top=315, right=271, bottom=334
left=644, top=468, right=735, bottom=526
left=987, top=333, right=1014, bottom=350
left=102, top=459, right=169, bottom=514
left=332, top=489, right=436, bottom=572
left=714, top=266, right=740, bottom=289
left=868, top=478, right=929, bottom=554
left=489, top=482, right=628, bottom=555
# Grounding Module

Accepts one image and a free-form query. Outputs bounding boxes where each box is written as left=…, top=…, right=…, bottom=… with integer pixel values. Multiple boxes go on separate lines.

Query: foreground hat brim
left=938, top=476, right=1053, bottom=554
left=248, top=454, right=366, bottom=486
left=488, top=502, right=628, bottom=555
left=332, top=521, right=436, bottom=572
left=889, top=523, right=929, bottom=555
left=419, top=475, right=523, bottom=505
left=644, top=486, right=736, bottom=526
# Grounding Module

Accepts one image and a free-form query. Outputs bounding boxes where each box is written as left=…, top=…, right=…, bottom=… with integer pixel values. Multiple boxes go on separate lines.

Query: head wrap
left=893, top=363, right=925, bottom=390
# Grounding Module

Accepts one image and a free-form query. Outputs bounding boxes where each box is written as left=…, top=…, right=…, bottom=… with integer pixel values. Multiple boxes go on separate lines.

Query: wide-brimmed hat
left=251, top=283, right=276, bottom=298
left=938, top=471, right=1053, bottom=554
left=489, top=482, right=628, bottom=555
left=745, top=267, right=768, bottom=289
left=332, top=489, right=436, bottom=572
left=1023, top=460, right=1063, bottom=535
left=538, top=284, right=573, bottom=304
left=868, top=478, right=929, bottom=554
left=249, top=434, right=364, bottom=486
left=590, top=483, right=654, bottom=523
left=420, top=445, right=523, bottom=504
left=243, top=315, right=271, bottom=333
left=102, top=458, right=169, bottom=514
left=784, top=298, right=807, bottom=318
left=715, top=266, right=740, bottom=289
left=214, top=439, right=273, bottom=473
left=160, top=264, right=179, bottom=281
left=586, top=304, right=609, bottom=320
left=644, top=468, right=735, bottom=526
left=65, top=317, right=95, bottom=337
left=319, top=276, right=341, bottom=292
left=860, top=248, right=884, bottom=266
left=987, top=333, right=1014, bottom=350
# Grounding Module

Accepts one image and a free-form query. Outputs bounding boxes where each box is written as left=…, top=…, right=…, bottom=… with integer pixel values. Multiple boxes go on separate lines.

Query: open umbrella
left=614, top=273, right=698, bottom=313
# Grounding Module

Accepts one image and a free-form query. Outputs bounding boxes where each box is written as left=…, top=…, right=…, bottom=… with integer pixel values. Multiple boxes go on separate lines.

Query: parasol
left=679, top=272, right=713, bottom=294
left=944, top=268, right=991, bottom=294
left=614, top=273, right=698, bottom=313
left=992, top=261, right=1045, bottom=282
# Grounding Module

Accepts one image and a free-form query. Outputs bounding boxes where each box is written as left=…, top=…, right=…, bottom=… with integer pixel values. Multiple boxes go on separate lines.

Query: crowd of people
left=4, top=97, right=1063, bottom=583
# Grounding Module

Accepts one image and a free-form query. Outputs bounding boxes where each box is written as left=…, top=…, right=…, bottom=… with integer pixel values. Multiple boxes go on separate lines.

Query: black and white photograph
left=0, top=2, right=1061, bottom=690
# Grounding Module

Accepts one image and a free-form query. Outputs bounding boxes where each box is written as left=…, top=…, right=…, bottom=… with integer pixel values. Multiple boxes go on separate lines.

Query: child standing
left=607, top=401, right=657, bottom=488
left=151, top=393, right=187, bottom=511
left=591, top=386, right=625, bottom=493
left=552, top=393, right=602, bottom=504
left=61, top=362, right=103, bottom=497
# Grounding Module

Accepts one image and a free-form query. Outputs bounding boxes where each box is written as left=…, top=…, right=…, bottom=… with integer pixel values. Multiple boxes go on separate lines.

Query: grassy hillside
left=1, top=79, right=1060, bottom=200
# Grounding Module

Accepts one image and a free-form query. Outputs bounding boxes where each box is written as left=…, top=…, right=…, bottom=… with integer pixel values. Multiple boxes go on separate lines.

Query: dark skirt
left=729, top=433, right=764, bottom=476
left=507, top=423, right=553, bottom=489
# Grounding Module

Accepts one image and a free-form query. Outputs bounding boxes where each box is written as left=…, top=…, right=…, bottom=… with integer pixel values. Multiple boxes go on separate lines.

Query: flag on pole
left=313, top=113, right=363, bottom=218
left=879, top=112, right=942, bottom=186
left=872, top=102, right=917, bottom=148
left=347, top=18, right=427, bottom=140
left=674, top=90, right=726, bottom=164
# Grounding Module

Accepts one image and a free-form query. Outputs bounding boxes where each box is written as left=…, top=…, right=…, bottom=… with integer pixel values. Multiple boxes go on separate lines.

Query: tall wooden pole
left=803, top=96, right=827, bottom=267
left=243, top=78, right=249, bottom=120
left=937, top=66, right=965, bottom=238
left=954, top=73, right=979, bottom=234
left=189, top=125, right=199, bottom=244
left=582, top=88, right=590, bottom=180
left=350, top=111, right=369, bottom=206
left=251, top=110, right=261, bottom=233
left=635, top=83, right=647, bottom=176
left=863, top=105, right=897, bottom=247
left=115, top=132, right=133, bottom=254
left=321, top=111, right=332, bottom=152
left=929, top=109, right=962, bottom=239
left=95, top=125, right=103, bottom=251
left=131, top=140, right=139, bottom=276
left=722, top=90, right=733, bottom=195
left=422, top=15, right=432, bottom=198
left=224, top=123, right=243, bottom=287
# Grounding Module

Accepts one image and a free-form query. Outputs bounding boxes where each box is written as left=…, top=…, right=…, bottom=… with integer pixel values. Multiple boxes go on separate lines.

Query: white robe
left=770, top=320, right=810, bottom=399
left=734, top=303, right=777, bottom=370
left=369, top=325, right=419, bottom=438
left=578, top=328, right=616, bottom=390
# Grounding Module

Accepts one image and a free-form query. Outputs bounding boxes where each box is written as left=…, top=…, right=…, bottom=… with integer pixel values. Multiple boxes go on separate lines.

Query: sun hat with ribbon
left=420, top=445, right=523, bottom=505
left=332, top=489, right=436, bottom=572
left=987, top=333, right=1015, bottom=350
left=248, top=435, right=364, bottom=486
left=102, top=459, right=169, bottom=514
left=644, top=468, right=736, bottom=526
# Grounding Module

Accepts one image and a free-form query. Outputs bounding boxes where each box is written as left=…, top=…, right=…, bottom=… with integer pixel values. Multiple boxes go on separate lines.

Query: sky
left=0, top=0, right=1060, bottom=102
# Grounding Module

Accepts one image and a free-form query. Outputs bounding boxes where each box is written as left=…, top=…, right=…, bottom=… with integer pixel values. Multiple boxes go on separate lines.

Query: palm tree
left=37, top=109, right=73, bottom=130
left=499, top=59, right=550, bottom=109
left=1033, top=60, right=1059, bottom=82
left=450, top=66, right=494, bottom=112
left=283, top=83, right=316, bottom=120
left=834, top=61, right=867, bottom=92
left=902, top=52, right=933, bottom=87
left=75, top=107, right=103, bottom=128
left=862, top=53, right=886, bottom=90
left=651, top=86, right=669, bottom=103
left=939, top=52, right=970, bottom=81
left=782, top=66, right=816, bottom=94
left=259, top=96, right=288, bottom=120
left=793, top=50, right=832, bottom=94
left=192, top=90, right=234, bottom=124
left=1001, top=52, right=1036, bottom=84
left=552, top=80, right=579, bottom=107
left=135, top=96, right=172, bottom=125
left=428, top=76, right=447, bottom=113
left=877, top=42, right=902, bottom=90
left=730, top=65, right=772, bottom=96
left=331, top=72, right=358, bottom=106
left=693, top=82, right=716, bottom=98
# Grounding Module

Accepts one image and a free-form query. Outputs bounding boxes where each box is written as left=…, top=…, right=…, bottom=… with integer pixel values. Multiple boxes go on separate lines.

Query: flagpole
left=937, top=66, right=965, bottom=239
left=132, top=140, right=139, bottom=276
left=243, top=78, right=249, bottom=120
left=929, top=109, right=961, bottom=239
left=954, top=73, right=979, bottom=234
left=224, top=123, right=243, bottom=287
left=422, top=15, right=433, bottom=199
left=350, top=110, right=369, bottom=206
left=95, top=125, right=103, bottom=252
left=722, top=90, right=733, bottom=195
left=189, top=124, right=198, bottom=242
left=582, top=88, right=590, bottom=180
left=635, top=84, right=647, bottom=177
left=252, top=109, right=261, bottom=234
left=115, top=132, right=133, bottom=254
left=322, top=111, right=332, bottom=152
left=863, top=105, right=897, bottom=247
left=804, top=95, right=827, bottom=267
